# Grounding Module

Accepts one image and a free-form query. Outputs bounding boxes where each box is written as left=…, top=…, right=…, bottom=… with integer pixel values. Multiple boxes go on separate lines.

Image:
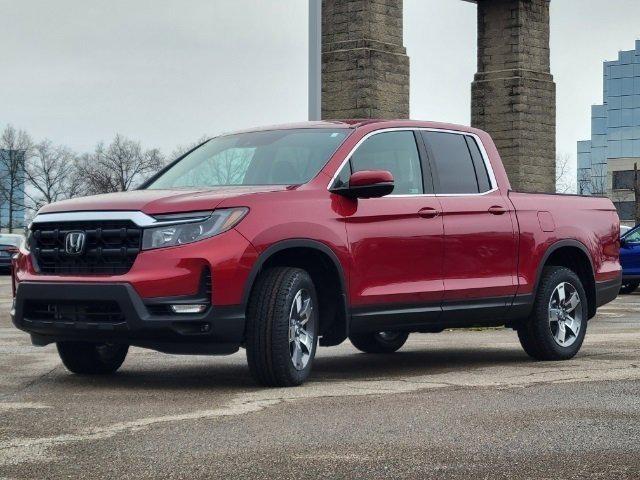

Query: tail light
left=11, top=261, right=17, bottom=298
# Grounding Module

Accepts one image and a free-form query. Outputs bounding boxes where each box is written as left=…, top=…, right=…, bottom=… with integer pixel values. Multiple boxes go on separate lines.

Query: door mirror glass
left=330, top=170, right=394, bottom=199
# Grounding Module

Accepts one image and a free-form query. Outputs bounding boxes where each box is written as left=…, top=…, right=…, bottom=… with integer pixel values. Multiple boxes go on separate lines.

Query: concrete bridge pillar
left=471, top=0, right=556, bottom=192
left=321, top=0, right=410, bottom=119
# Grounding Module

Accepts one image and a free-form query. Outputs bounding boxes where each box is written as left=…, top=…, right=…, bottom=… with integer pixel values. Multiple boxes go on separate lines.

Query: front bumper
left=11, top=282, right=245, bottom=355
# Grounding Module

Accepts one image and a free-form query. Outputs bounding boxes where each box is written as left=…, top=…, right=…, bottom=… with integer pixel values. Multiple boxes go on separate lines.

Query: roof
left=226, top=119, right=479, bottom=135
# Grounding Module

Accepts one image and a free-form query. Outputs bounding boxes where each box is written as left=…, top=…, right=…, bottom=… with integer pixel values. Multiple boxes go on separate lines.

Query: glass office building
left=0, top=149, right=26, bottom=231
left=577, top=40, right=640, bottom=222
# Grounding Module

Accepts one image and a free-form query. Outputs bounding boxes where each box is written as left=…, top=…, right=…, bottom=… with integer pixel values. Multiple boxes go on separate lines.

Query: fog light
left=170, top=304, right=207, bottom=314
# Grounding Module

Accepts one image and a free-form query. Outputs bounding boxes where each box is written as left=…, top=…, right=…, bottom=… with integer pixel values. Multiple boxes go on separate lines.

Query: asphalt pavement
left=0, top=275, right=639, bottom=479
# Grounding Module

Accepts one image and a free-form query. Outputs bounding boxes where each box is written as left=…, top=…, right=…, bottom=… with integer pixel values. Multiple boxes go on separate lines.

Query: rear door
left=334, top=130, right=445, bottom=331
left=420, top=130, right=518, bottom=324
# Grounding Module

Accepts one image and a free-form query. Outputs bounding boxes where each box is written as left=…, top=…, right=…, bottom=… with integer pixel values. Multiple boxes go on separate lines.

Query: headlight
left=142, top=207, right=248, bottom=250
left=23, top=229, right=32, bottom=252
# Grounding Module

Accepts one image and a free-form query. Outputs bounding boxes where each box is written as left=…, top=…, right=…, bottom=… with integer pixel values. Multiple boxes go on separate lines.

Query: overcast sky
left=2, top=0, right=640, bottom=183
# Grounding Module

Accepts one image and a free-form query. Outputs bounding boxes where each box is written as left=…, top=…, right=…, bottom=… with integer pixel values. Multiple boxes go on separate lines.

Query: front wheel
left=245, top=267, right=319, bottom=387
left=619, top=281, right=639, bottom=295
left=57, top=342, right=128, bottom=374
left=517, top=266, right=588, bottom=361
left=349, top=331, right=409, bottom=354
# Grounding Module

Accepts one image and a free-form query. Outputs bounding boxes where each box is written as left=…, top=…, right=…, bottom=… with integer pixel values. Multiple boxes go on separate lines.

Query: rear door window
left=465, top=136, right=492, bottom=193
left=421, top=131, right=492, bottom=194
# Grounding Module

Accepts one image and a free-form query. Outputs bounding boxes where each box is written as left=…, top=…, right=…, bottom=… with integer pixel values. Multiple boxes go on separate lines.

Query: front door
left=332, top=130, right=445, bottom=331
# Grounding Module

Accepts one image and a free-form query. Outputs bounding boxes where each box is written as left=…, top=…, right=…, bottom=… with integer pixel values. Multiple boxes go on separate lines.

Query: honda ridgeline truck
left=11, top=120, right=622, bottom=387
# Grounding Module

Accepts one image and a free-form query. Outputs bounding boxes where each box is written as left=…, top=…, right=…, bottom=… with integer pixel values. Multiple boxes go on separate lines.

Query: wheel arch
left=242, top=239, right=349, bottom=346
left=536, top=240, right=596, bottom=318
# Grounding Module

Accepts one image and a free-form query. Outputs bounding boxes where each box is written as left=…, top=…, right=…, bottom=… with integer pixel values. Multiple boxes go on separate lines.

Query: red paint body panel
left=508, top=192, right=620, bottom=293
left=438, top=191, right=518, bottom=300
left=339, top=195, right=444, bottom=307
left=14, top=229, right=257, bottom=305
left=13, top=120, right=621, bottom=323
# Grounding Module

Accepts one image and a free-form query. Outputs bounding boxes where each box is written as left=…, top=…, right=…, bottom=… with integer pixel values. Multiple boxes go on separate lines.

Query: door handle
left=488, top=205, right=507, bottom=215
left=418, top=207, right=440, bottom=219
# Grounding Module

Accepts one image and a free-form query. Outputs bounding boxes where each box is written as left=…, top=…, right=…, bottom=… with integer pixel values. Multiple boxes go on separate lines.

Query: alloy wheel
left=289, top=289, right=314, bottom=371
left=548, top=281, right=582, bottom=347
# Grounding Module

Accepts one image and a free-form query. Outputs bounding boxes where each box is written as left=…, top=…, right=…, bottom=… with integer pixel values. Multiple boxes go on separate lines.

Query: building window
left=613, top=170, right=635, bottom=190
left=614, top=201, right=635, bottom=221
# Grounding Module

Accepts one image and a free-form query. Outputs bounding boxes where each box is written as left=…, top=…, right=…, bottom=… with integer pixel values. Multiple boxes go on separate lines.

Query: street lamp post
left=308, top=0, right=321, bottom=121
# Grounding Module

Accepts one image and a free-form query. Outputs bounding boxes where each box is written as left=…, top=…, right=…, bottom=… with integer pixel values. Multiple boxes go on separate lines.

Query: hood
left=38, top=186, right=289, bottom=216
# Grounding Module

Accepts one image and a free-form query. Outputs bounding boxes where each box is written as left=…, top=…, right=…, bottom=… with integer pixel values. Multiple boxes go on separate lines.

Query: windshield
left=146, top=128, right=350, bottom=189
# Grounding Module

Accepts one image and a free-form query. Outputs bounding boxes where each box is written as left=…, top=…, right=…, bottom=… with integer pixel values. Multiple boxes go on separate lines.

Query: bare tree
left=0, top=125, right=31, bottom=232
left=578, top=163, right=607, bottom=196
left=79, top=135, right=165, bottom=194
left=171, top=135, right=209, bottom=160
left=24, top=140, right=84, bottom=211
left=555, top=153, right=574, bottom=194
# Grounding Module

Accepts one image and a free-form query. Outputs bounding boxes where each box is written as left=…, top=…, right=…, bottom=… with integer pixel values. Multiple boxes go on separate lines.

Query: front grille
left=24, top=300, right=125, bottom=324
left=31, top=221, right=142, bottom=275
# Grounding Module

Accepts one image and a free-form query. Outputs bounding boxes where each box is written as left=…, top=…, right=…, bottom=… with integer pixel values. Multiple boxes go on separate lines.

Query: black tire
left=349, top=331, right=409, bottom=354
left=245, top=267, right=319, bottom=387
left=57, top=342, right=129, bottom=374
left=517, top=266, right=588, bottom=361
left=619, top=281, right=639, bottom=295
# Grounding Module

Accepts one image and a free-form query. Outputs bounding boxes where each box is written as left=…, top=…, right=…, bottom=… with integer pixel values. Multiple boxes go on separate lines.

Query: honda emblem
left=65, top=231, right=86, bottom=255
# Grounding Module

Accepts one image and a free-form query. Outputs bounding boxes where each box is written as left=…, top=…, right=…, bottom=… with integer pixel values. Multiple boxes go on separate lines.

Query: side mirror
left=330, top=170, right=394, bottom=199
left=621, top=237, right=627, bottom=247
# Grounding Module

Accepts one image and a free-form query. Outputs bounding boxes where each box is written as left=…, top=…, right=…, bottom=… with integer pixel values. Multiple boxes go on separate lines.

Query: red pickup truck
left=11, top=120, right=621, bottom=387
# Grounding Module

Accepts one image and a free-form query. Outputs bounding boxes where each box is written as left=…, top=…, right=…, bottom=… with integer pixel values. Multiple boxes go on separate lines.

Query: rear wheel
left=349, top=331, right=409, bottom=354
left=517, top=266, right=588, bottom=361
left=57, top=342, right=128, bottom=374
left=619, top=281, right=639, bottom=295
left=245, top=267, right=318, bottom=387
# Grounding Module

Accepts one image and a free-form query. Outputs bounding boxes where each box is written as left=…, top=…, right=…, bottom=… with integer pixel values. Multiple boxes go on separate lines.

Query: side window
left=349, top=131, right=424, bottom=195
left=624, top=228, right=640, bottom=244
left=422, top=131, right=487, bottom=194
left=465, top=136, right=492, bottom=193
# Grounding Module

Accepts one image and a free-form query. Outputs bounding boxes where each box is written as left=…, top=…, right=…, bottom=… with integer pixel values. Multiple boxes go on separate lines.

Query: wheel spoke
left=555, top=322, right=566, bottom=344
left=565, top=318, right=579, bottom=336
left=289, top=324, right=296, bottom=342
left=298, top=329, right=314, bottom=353
left=549, top=308, right=562, bottom=322
left=565, top=291, right=580, bottom=312
left=292, top=341, right=303, bottom=368
left=298, top=298, right=312, bottom=325
left=295, top=293, right=303, bottom=318
left=557, top=283, right=566, bottom=304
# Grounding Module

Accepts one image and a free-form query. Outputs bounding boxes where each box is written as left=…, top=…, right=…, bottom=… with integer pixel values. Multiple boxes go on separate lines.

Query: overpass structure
left=318, top=0, right=555, bottom=193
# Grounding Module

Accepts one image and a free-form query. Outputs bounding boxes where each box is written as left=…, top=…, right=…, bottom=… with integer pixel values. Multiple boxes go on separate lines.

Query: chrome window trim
left=326, top=127, right=499, bottom=197
left=30, top=211, right=210, bottom=228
